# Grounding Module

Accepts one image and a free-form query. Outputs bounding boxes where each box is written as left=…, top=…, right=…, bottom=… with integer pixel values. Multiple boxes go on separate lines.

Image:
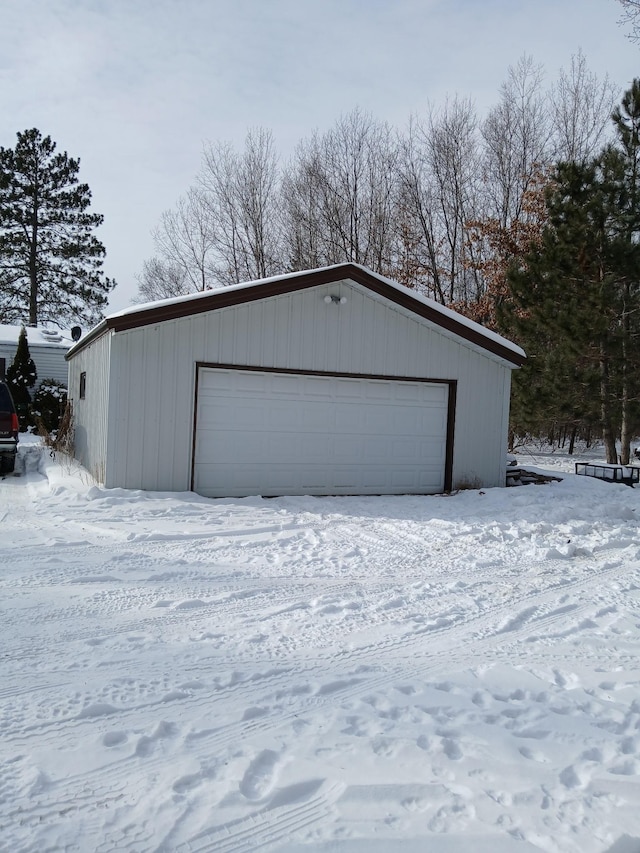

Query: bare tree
left=154, top=187, right=217, bottom=292
left=482, top=55, right=551, bottom=229
left=282, top=110, right=399, bottom=274
left=133, top=257, right=191, bottom=304
left=281, top=139, right=326, bottom=270
left=133, top=51, right=627, bottom=313
left=199, top=127, right=283, bottom=284
left=397, top=98, right=482, bottom=304
left=617, top=0, right=640, bottom=40
left=548, top=51, right=617, bottom=163
left=396, top=117, right=443, bottom=299
left=133, top=186, right=217, bottom=303
left=427, top=98, right=484, bottom=303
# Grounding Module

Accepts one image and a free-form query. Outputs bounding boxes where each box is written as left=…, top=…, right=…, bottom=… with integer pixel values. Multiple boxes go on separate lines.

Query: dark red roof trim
left=67, top=264, right=525, bottom=366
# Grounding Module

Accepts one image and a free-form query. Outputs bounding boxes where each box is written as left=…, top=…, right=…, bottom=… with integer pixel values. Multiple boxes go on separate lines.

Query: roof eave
left=65, top=319, right=110, bottom=360
left=66, top=264, right=526, bottom=368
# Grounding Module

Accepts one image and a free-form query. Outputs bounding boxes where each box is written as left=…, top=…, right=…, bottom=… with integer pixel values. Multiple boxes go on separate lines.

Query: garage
left=66, top=263, right=525, bottom=495
left=193, top=366, right=452, bottom=497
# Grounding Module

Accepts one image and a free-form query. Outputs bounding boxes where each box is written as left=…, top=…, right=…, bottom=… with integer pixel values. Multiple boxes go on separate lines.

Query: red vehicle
left=0, top=382, right=19, bottom=474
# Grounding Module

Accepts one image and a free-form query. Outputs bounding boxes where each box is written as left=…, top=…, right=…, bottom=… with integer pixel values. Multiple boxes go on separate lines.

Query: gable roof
left=66, top=264, right=526, bottom=367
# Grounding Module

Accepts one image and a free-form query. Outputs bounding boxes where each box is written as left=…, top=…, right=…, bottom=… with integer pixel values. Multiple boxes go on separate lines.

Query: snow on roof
left=357, top=265, right=526, bottom=361
left=107, top=265, right=352, bottom=320
left=72, top=264, right=525, bottom=366
left=0, top=324, right=76, bottom=348
left=111, top=265, right=516, bottom=349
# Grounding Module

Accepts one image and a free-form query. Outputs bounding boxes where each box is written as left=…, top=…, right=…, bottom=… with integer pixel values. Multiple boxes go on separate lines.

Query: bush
left=32, top=379, right=68, bottom=433
left=36, top=400, right=74, bottom=457
left=7, top=326, right=37, bottom=430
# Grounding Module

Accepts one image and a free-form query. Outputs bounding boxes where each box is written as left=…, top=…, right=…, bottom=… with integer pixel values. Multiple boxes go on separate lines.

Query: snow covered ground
left=2, top=441, right=640, bottom=853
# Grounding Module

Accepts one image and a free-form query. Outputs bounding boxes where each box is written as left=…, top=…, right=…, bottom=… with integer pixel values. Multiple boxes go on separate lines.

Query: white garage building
left=65, top=264, right=525, bottom=497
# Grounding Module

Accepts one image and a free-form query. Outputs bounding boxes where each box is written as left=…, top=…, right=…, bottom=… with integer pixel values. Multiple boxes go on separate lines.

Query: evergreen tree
left=0, top=129, right=116, bottom=327
left=611, top=79, right=640, bottom=462
left=499, top=82, right=640, bottom=459
left=32, top=379, right=67, bottom=434
left=504, top=153, right=640, bottom=462
left=6, top=325, right=37, bottom=430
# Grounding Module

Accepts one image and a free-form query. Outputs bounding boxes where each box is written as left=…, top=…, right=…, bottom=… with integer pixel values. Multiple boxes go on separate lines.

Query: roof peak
left=72, top=264, right=525, bottom=367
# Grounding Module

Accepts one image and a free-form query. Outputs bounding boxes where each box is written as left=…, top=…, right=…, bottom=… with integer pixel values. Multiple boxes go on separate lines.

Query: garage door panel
left=333, top=406, right=365, bottom=432
left=266, top=406, right=298, bottom=431
left=198, top=400, right=263, bottom=430
left=361, top=437, right=389, bottom=458
left=194, top=368, right=449, bottom=497
left=303, top=376, right=335, bottom=398
left=234, top=372, right=271, bottom=393
left=303, top=435, right=334, bottom=459
left=335, top=379, right=360, bottom=399
left=332, top=436, right=363, bottom=462
left=390, top=438, right=420, bottom=461
left=362, top=470, right=388, bottom=489
left=362, top=382, right=392, bottom=401
left=301, top=406, right=333, bottom=431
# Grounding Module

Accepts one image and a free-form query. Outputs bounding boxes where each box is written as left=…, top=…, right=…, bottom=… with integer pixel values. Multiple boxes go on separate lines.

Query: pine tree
left=504, top=153, right=639, bottom=462
left=6, top=325, right=37, bottom=430
left=0, top=129, right=116, bottom=327
left=611, top=79, right=640, bottom=463
left=498, top=82, right=640, bottom=458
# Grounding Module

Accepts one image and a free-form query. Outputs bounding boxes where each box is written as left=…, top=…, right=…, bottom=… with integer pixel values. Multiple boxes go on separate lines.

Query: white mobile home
left=65, top=264, right=525, bottom=496
left=0, top=325, right=73, bottom=390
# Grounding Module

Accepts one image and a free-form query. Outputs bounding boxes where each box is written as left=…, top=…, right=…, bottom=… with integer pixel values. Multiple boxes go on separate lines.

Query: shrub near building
left=32, top=379, right=68, bottom=434
left=6, top=326, right=36, bottom=431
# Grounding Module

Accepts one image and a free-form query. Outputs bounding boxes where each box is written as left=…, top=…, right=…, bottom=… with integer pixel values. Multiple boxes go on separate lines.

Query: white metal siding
left=29, top=346, right=69, bottom=389
left=0, top=344, right=68, bottom=390
left=103, top=279, right=513, bottom=492
left=194, top=368, right=449, bottom=497
left=0, top=345, right=12, bottom=381
left=67, top=332, right=112, bottom=483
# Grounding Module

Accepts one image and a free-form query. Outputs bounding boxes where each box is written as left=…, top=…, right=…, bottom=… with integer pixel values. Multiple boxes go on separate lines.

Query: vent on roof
left=40, top=329, right=63, bottom=342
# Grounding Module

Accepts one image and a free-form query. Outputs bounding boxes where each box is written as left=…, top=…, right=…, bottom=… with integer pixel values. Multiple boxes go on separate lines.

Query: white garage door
left=193, top=368, right=450, bottom=497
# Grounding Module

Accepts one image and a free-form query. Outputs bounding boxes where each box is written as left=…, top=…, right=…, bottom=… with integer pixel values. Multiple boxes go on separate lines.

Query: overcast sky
left=2, top=0, right=638, bottom=315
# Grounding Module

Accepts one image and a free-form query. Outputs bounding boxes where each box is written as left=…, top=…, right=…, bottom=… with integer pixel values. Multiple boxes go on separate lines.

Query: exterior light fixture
left=324, top=294, right=347, bottom=305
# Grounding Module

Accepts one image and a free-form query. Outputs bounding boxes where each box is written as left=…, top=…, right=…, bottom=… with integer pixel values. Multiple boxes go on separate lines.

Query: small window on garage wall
left=79, top=371, right=86, bottom=399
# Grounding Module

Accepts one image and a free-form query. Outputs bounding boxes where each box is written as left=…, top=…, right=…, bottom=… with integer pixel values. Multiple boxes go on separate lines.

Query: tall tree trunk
left=29, top=219, right=38, bottom=326
left=600, top=343, right=618, bottom=463
left=620, top=287, right=631, bottom=464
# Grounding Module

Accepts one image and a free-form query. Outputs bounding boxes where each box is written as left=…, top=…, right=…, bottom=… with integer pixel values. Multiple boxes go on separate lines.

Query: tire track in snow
left=170, top=780, right=344, bottom=853
left=4, top=467, right=640, bottom=850
left=169, top=554, right=640, bottom=751
left=3, top=552, right=636, bottom=847
left=4, top=553, right=634, bottom=752
left=16, top=552, right=613, bottom=760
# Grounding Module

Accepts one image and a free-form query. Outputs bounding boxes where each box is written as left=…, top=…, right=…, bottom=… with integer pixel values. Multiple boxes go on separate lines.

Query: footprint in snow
left=519, top=745, right=549, bottom=763
left=103, top=731, right=128, bottom=748
left=135, top=720, right=177, bottom=757
left=173, top=772, right=204, bottom=794
left=77, top=702, right=119, bottom=719
left=239, top=749, right=281, bottom=801
left=559, top=762, right=591, bottom=789
left=442, top=737, right=463, bottom=760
